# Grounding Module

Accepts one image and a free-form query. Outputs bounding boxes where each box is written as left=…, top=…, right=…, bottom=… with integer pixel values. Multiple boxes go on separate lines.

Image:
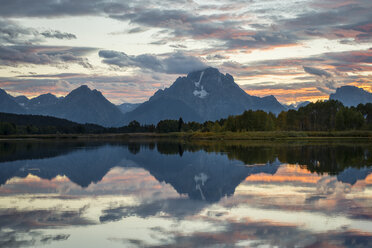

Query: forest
left=0, top=100, right=371, bottom=135
left=148, top=100, right=372, bottom=133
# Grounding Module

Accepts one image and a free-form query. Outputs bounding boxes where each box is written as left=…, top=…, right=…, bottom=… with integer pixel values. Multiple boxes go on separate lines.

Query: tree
left=156, top=120, right=179, bottom=133
left=128, top=120, right=141, bottom=132
left=0, top=122, right=16, bottom=135
left=178, top=117, right=184, bottom=132
left=335, top=110, right=345, bottom=130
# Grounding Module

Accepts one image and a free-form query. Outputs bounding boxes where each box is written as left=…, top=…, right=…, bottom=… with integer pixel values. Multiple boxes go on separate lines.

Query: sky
left=0, top=0, right=371, bottom=105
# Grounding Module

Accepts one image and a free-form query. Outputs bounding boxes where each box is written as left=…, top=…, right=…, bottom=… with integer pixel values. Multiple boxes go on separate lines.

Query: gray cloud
left=0, top=45, right=96, bottom=68
left=0, top=0, right=128, bottom=17
left=206, top=54, right=229, bottom=60
left=303, top=66, right=338, bottom=91
left=0, top=0, right=370, bottom=56
left=0, top=18, right=40, bottom=45
left=0, top=18, right=77, bottom=44
left=0, top=207, right=91, bottom=248
left=40, top=30, right=77, bottom=40
left=163, top=52, right=207, bottom=74
left=127, top=27, right=148, bottom=34
left=100, top=198, right=207, bottom=223
left=303, top=66, right=332, bottom=78
left=0, top=19, right=89, bottom=68
left=242, top=81, right=317, bottom=91
left=152, top=219, right=372, bottom=248
left=99, top=50, right=207, bottom=74
left=276, top=0, right=372, bottom=43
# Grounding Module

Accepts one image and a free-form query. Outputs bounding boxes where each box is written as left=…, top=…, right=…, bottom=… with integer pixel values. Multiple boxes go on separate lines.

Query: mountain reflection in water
left=0, top=140, right=371, bottom=247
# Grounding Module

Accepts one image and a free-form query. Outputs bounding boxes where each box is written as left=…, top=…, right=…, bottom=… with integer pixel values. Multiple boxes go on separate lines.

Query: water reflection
left=0, top=140, right=371, bottom=247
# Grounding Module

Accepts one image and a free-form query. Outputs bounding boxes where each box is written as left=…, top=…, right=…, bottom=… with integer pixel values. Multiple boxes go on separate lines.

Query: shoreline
left=0, top=131, right=371, bottom=141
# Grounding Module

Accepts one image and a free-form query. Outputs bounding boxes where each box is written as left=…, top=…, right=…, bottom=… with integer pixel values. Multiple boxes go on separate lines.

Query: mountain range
left=118, top=103, right=141, bottom=114
left=0, top=67, right=371, bottom=126
left=330, top=85, right=372, bottom=107
left=124, top=67, right=285, bottom=124
left=1, top=85, right=124, bottom=127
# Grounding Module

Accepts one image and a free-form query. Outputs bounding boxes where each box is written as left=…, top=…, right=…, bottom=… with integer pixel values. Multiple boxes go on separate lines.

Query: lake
left=0, top=140, right=371, bottom=247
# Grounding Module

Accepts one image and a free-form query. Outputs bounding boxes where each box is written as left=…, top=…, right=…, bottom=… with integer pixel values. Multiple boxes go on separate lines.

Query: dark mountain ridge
left=0, top=86, right=125, bottom=127
left=330, top=85, right=372, bottom=107
left=2, top=69, right=371, bottom=127
left=125, top=67, right=286, bottom=124
left=0, top=89, right=25, bottom=114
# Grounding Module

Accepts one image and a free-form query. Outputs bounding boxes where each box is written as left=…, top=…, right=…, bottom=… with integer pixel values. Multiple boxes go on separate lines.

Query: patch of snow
left=194, top=71, right=204, bottom=87
left=193, top=87, right=208, bottom=98
left=194, top=172, right=208, bottom=186
left=194, top=172, right=209, bottom=201
left=193, top=71, right=208, bottom=98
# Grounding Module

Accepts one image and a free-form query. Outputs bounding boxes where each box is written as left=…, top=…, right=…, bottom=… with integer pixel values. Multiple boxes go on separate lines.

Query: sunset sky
left=0, top=0, right=371, bottom=104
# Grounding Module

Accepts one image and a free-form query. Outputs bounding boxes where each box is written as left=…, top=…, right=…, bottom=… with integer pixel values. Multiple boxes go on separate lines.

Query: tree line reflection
left=0, top=140, right=371, bottom=201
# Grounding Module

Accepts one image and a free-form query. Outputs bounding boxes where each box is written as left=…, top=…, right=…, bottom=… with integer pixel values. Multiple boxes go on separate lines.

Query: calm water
left=0, top=140, right=372, bottom=248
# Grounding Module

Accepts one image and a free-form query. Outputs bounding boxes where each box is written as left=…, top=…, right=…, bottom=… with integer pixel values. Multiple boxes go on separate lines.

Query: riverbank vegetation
left=0, top=101, right=371, bottom=138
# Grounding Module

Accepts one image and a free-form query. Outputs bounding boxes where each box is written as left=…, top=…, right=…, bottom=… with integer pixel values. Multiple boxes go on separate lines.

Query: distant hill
left=0, top=86, right=125, bottom=127
left=0, top=89, right=25, bottom=114
left=42, top=85, right=125, bottom=127
left=12, top=95, right=29, bottom=107
left=125, top=67, right=285, bottom=124
left=285, top=101, right=311, bottom=110
left=117, top=103, right=141, bottom=114
left=0, top=112, right=105, bottom=133
left=25, top=93, right=60, bottom=113
left=330, top=86, right=372, bottom=107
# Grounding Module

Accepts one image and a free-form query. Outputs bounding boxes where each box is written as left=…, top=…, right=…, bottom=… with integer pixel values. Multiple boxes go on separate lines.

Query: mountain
left=0, top=86, right=125, bottom=127
left=125, top=67, right=285, bottom=124
left=43, top=85, right=125, bottom=127
left=285, top=101, right=310, bottom=110
left=12, top=95, right=29, bottom=107
left=26, top=93, right=60, bottom=113
left=337, top=167, right=372, bottom=185
left=125, top=97, right=203, bottom=124
left=330, top=85, right=372, bottom=107
left=0, top=89, right=25, bottom=114
left=117, top=103, right=141, bottom=114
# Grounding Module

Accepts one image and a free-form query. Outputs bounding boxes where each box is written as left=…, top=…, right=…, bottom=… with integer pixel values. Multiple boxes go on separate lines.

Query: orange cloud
left=244, top=87, right=329, bottom=104
left=245, top=165, right=324, bottom=184
left=348, top=82, right=372, bottom=93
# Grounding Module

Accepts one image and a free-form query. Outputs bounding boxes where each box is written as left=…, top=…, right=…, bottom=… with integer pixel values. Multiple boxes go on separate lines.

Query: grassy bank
left=0, top=130, right=371, bottom=141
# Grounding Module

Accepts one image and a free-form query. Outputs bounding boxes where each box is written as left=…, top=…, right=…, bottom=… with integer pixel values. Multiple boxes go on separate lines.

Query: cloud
left=127, top=27, right=148, bottom=34
left=0, top=18, right=77, bottom=44
left=316, top=86, right=335, bottom=95
left=0, top=0, right=128, bottom=17
left=0, top=0, right=371, bottom=50
left=206, top=54, right=229, bottom=60
left=0, top=45, right=96, bottom=68
left=303, top=66, right=332, bottom=78
left=0, top=19, right=88, bottom=68
left=100, top=198, right=207, bottom=223
left=0, top=18, right=40, bottom=45
left=40, top=30, right=77, bottom=40
left=99, top=50, right=207, bottom=74
left=303, top=66, right=338, bottom=91
left=276, top=0, right=372, bottom=43
left=163, top=52, right=207, bottom=74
